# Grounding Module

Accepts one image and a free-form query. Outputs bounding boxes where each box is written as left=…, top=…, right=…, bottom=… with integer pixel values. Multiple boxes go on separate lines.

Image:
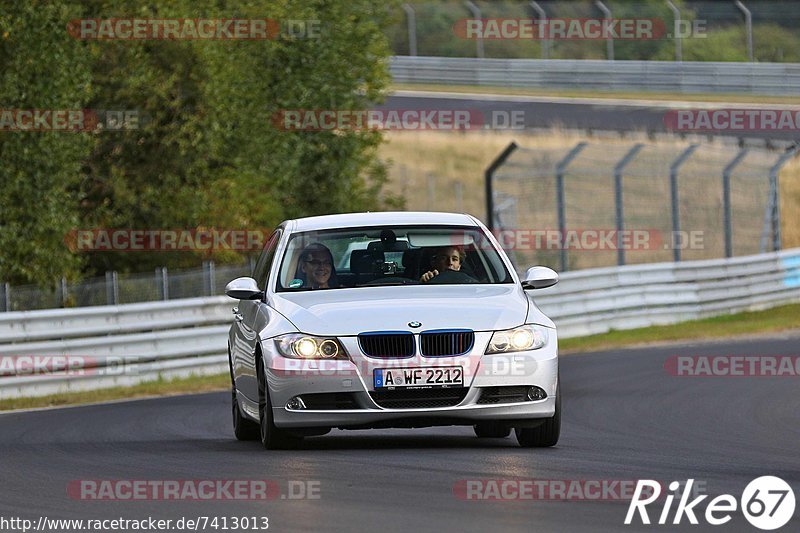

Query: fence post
left=401, top=3, right=417, bottom=57
left=613, top=144, right=644, bottom=266
left=160, top=267, right=169, bottom=300
left=485, top=142, right=518, bottom=232
left=426, top=173, right=436, bottom=210
left=595, top=1, right=614, bottom=61
left=204, top=260, right=216, bottom=295
left=666, top=0, right=683, bottom=62
left=722, top=148, right=749, bottom=258
left=529, top=1, right=550, bottom=59
left=762, top=146, right=800, bottom=252
left=464, top=1, right=484, bottom=58
left=669, top=144, right=699, bottom=262
left=454, top=181, right=464, bottom=212
left=60, top=277, right=68, bottom=307
left=1, top=283, right=9, bottom=312
left=734, top=1, right=754, bottom=62
left=556, top=142, right=588, bottom=272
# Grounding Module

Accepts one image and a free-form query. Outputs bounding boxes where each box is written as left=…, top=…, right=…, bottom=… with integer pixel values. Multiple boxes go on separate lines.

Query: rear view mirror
left=521, top=266, right=558, bottom=290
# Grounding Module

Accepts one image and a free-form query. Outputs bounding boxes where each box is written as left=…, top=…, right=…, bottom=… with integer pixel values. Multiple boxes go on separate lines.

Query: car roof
left=288, top=211, right=480, bottom=233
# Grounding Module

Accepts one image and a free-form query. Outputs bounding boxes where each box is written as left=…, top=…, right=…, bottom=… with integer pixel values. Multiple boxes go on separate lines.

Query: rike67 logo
left=625, top=477, right=796, bottom=530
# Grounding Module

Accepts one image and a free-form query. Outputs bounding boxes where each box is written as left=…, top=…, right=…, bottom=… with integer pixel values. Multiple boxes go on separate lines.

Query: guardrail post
left=529, top=1, right=550, bottom=59
left=105, top=271, right=119, bottom=305
left=595, top=1, right=614, bottom=61
left=1, top=283, right=9, bottom=312
left=722, top=148, right=748, bottom=258
left=401, top=4, right=417, bottom=57
left=464, top=1, right=484, bottom=58
left=485, top=142, right=518, bottom=232
left=669, top=145, right=699, bottom=262
left=665, top=0, right=682, bottom=62
left=614, top=144, right=644, bottom=266
left=556, top=142, right=588, bottom=272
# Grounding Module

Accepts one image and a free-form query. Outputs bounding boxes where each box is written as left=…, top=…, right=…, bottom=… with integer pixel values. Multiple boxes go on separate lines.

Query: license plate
left=373, top=367, right=464, bottom=388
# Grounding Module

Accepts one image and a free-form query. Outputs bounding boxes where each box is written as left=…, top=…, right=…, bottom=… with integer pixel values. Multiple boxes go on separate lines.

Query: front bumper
left=261, top=330, right=558, bottom=429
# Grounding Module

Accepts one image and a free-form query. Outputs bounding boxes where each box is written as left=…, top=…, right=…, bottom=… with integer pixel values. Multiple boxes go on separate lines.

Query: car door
left=236, top=229, right=282, bottom=401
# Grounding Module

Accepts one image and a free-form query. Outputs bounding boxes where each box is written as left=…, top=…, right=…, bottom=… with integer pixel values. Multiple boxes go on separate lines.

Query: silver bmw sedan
left=226, top=212, right=560, bottom=449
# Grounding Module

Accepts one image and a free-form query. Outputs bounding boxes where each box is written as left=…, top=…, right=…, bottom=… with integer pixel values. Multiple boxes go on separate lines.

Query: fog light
left=286, top=396, right=307, bottom=410
left=526, top=386, right=547, bottom=401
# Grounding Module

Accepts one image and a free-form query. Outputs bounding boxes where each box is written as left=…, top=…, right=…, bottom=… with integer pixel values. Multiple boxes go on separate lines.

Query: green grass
left=391, top=82, right=800, bottom=105
left=2, top=303, right=798, bottom=411
left=560, top=303, right=800, bottom=353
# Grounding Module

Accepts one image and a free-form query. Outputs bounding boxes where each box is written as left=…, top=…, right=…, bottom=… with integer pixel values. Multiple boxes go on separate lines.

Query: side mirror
left=521, top=266, right=558, bottom=290
left=225, top=277, right=263, bottom=300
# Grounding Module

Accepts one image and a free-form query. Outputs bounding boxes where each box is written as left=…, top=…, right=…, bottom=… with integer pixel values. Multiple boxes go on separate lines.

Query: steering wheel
left=426, top=269, right=478, bottom=284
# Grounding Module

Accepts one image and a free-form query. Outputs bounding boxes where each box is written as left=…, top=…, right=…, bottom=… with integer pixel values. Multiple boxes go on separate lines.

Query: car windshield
left=276, top=225, right=513, bottom=291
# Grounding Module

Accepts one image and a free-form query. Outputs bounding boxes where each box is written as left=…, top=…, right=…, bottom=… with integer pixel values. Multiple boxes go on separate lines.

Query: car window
left=253, top=230, right=281, bottom=289
left=276, top=226, right=513, bottom=291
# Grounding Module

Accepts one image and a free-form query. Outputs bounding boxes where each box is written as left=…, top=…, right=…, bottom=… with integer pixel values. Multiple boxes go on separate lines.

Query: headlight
left=274, top=334, right=349, bottom=360
left=485, top=325, right=548, bottom=354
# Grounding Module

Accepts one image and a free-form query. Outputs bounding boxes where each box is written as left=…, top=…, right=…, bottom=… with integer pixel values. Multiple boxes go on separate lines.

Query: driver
left=420, top=246, right=467, bottom=283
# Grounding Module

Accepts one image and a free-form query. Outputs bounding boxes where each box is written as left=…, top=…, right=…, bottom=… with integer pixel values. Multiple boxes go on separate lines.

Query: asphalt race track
left=1, top=334, right=798, bottom=533
left=384, top=92, right=800, bottom=143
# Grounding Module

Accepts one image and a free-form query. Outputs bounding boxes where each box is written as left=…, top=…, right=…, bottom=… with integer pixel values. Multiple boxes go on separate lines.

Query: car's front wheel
left=258, top=358, right=302, bottom=450
left=515, top=386, right=560, bottom=448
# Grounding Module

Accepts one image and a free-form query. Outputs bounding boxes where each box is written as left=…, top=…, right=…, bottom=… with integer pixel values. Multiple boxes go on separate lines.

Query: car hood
left=270, top=285, right=529, bottom=336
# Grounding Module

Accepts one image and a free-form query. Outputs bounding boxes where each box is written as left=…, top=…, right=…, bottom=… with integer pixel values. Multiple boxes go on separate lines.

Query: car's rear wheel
left=232, top=387, right=259, bottom=441
left=473, top=422, right=511, bottom=438
left=258, top=358, right=302, bottom=450
left=515, top=386, right=561, bottom=448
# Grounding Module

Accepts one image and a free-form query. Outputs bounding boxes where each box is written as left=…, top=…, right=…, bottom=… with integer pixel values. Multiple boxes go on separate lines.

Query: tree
left=0, top=1, right=92, bottom=286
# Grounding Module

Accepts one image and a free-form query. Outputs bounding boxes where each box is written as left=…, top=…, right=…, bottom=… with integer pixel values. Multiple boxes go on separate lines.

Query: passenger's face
left=302, top=252, right=332, bottom=287
left=432, top=248, right=461, bottom=272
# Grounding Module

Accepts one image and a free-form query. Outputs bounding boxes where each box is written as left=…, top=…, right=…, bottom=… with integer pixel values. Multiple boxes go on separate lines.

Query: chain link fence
left=388, top=0, right=800, bottom=62
left=0, top=261, right=252, bottom=313
left=486, top=138, right=797, bottom=272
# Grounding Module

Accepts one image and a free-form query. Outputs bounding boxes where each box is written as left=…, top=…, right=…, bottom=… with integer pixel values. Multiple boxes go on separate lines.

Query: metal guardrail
left=1, top=248, right=799, bottom=399
left=390, top=56, right=800, bottom=96
left=0, top=297, right=232, bottom=400
left=535, top=248, right=800, bottom=338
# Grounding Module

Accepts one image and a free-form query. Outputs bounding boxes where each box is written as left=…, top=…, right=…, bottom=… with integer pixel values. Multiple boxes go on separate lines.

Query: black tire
left=473, top=422, right=511, bottom=438
left=257, top=358, right=302, bottom=450
left=515, top=386, right=561, bottom=448
left=232, top=387, right=259, bottom=441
